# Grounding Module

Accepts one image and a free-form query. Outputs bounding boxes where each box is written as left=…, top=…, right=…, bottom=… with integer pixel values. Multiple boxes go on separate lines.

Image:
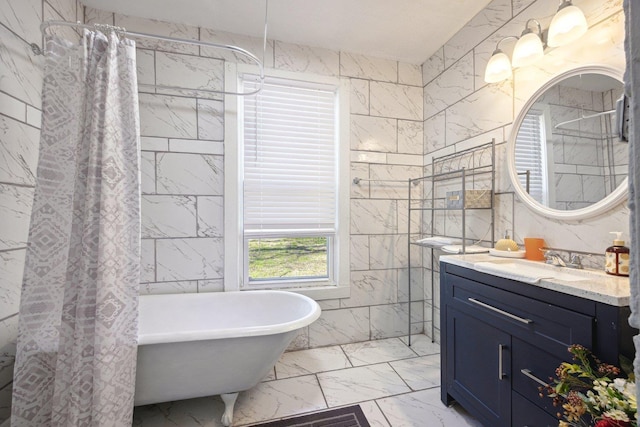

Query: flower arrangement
left=543, top=344, right=637, bottom=427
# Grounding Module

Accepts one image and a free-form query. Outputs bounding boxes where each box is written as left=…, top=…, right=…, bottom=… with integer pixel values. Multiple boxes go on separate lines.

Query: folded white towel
left=415, top=236, right=462, bottom=247
left=440, top=244, right=489, bottom=254
left=474, top=261, right=553, bottom=284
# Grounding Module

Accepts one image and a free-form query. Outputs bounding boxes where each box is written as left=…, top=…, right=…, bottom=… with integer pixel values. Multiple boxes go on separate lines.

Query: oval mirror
left=507, top=66, right=627, bottom=220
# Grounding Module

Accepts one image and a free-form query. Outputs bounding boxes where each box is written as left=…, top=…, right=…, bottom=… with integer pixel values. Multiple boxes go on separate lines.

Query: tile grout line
left=385, top=361, right=413, bottom=392
left=314, top=373, right=330, bottom=411
left=338, top=343, right=354, bottom=367
left=372, top=397, right=394, bottom=427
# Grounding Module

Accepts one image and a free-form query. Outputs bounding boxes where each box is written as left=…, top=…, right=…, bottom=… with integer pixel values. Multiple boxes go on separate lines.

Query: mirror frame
left=507, top=65, right=627, bottom=220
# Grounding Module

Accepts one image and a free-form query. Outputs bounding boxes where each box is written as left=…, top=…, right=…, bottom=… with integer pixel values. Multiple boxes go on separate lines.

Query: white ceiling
left=80, top=0, right=493, bottom=65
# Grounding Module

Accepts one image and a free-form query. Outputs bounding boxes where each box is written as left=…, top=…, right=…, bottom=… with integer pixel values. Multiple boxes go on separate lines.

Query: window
left=224, top=66, right=349, bottom=298
left=515, top=110, right=549, bottom=205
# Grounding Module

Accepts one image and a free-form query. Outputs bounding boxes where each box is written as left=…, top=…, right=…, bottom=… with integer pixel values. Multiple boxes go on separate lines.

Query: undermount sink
left=473, top=258, right=604, bottom=284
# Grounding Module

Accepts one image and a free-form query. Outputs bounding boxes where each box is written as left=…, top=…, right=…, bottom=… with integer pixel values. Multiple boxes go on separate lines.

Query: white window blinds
left=241, top=75, right=338, bottom=233
left=515, top=110, right=548, bottom=205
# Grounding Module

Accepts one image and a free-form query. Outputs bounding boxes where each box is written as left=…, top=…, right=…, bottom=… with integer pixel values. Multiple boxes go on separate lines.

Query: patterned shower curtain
left=11, top=29, right=141, bottom=426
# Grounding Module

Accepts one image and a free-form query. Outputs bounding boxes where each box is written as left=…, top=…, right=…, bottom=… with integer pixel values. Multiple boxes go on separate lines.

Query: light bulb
left=484, top=49, right=512, bottom=83
left=547, top=0, right=588, bottom=47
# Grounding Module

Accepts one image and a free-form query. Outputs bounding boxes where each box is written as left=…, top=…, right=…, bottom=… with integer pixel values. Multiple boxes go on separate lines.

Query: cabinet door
left=445, top=307, right=511, bottom=427
left=512, top=391, right=559, bottom=427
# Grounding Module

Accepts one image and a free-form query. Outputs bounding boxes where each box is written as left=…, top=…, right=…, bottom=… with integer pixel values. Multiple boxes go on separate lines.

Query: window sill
left=242, top=284, right=349, bottom=301
left=289, top=284, right=350, bottom=301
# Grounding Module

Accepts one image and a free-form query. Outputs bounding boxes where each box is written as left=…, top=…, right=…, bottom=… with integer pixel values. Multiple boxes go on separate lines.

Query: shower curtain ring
left=93, top=23, right=127, bottom=37
left=30, top=43, right=43, bottom=55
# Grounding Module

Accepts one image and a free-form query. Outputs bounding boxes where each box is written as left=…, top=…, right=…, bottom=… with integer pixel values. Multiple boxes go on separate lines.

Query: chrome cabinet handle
left=498, top=344, right=506, bottom=380
left=468, top=298, right=533, bottom=324
left=521, top=368, right=549, bottom=387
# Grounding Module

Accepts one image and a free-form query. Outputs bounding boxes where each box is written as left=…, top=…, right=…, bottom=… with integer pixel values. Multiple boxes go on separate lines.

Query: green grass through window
left=248, top=237, right=328, bottom=281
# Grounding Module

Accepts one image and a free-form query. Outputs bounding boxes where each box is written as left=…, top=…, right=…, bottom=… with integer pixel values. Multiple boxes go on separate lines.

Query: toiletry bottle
left=605, top=232, right=629, bottom=276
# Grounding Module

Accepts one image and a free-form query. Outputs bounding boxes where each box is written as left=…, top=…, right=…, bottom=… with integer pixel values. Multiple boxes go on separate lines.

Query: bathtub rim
left=137, top=290, right=321, bottom=345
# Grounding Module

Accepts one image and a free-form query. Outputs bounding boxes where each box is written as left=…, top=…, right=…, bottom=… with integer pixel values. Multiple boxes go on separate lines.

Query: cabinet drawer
left=512, top=337, right=562, bottom=418
left=448, top=274, right=593, bottom=353
left=512, top=391, right=559, bottom=427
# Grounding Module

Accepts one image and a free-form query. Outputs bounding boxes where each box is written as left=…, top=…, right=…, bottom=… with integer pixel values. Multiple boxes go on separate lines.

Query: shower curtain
left=625, top=0, right=640, bottom=406
left=11, top=29, right=141, bottom=426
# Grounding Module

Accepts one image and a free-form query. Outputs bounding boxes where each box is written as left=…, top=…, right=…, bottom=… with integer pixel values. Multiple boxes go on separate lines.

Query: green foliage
left=248, top=237, right=328, bottom=280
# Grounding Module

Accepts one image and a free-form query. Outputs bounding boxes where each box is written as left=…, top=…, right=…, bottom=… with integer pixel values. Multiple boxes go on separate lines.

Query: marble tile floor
left=132, top=334, right=482, bottom=427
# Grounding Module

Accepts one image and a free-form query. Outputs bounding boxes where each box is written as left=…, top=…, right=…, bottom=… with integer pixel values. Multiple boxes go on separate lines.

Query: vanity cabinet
left=440, top=262, right=634, bottom=427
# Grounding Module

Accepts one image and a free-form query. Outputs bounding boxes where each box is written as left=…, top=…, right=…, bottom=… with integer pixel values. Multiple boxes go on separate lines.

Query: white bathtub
left=134, top=290, right=321, bottom=426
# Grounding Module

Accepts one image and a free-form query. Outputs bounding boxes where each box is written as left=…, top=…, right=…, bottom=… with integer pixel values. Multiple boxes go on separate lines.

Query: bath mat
left=247, top=405, right=371, bottom=427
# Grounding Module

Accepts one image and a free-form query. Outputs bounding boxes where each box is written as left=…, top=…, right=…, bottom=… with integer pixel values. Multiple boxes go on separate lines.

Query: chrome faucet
left=565, top=254, right=584, bottom=269
left=543, top=250, right=566, bottom=267
left=543, top=251, right=585, bottom=269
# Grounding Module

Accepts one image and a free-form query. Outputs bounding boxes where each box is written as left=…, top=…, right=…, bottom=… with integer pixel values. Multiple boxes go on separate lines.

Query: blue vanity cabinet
left=440, top=262, right=635, bottom=427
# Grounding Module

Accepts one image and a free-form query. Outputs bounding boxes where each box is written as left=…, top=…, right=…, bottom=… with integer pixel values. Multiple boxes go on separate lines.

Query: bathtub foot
left=220, top=392, right=239, bottom=426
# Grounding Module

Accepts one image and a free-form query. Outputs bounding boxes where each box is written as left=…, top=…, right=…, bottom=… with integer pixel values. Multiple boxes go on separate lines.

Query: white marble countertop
left=440, top=254, right=631, bottom=306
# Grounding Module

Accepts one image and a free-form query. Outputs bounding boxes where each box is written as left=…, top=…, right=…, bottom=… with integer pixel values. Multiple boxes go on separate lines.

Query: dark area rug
left=247, top=405, right=371, bottom=427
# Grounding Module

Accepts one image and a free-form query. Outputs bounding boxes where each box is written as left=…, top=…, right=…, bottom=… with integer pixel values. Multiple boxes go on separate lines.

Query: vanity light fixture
left=547, top=0, right=588, bottom=47
left=484, top=36, right=518, bottom=84
left=512, top=19, right=544, bottom=68
left=484, top=1, right=588, bottom=83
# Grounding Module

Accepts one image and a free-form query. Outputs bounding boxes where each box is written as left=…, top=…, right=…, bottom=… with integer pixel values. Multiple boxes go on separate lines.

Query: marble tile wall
left=0, top=0, right=80, bottom=422
left=421, top=0, right=626, bottom=342
left=345, top=57, right=425, bottom=343
left=136, top=72, right=225, bottom=293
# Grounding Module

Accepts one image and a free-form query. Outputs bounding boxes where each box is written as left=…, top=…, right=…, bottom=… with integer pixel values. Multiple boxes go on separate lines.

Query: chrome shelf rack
left=407, top=139, right=496, bottom=345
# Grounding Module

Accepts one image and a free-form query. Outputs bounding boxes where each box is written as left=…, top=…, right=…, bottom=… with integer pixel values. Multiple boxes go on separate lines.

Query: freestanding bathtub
left=134, top=290, right=321, bottom=426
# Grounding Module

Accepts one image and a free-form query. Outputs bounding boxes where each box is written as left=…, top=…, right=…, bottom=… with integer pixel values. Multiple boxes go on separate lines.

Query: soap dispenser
left=605, top=232, right=629, bottom=276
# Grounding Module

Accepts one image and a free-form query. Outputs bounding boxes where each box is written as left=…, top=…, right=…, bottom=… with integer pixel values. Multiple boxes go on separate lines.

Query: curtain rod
left=554, top=109, right=615, bottom=129
left=35, top=0, right=269, bottom=96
